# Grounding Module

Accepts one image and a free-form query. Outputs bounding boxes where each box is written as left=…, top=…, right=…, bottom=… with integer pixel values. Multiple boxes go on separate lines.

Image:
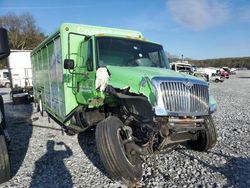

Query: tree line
left=189, top=57, right=250, bottom=69
left=0, top=12, right=46, bottom=50
left=0, top=12, right=46, bottom=68
left=168, top=55, right=250, bottom=69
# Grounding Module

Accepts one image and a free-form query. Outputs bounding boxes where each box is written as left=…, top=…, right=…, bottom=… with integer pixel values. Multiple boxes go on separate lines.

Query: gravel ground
left=1, top=70, right=250, bottom=188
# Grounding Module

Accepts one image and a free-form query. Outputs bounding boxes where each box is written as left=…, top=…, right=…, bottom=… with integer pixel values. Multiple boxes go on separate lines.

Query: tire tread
left=95, top=116, right=142, bottom=185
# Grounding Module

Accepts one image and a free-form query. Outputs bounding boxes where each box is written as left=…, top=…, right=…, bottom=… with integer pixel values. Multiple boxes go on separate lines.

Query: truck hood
left=104, top=65, right=215, bottom=115
left=107, top=65, right=202, bottom=93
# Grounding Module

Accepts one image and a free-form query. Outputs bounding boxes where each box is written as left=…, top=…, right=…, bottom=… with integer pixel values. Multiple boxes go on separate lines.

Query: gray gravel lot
left=1, top=70, right=250, bottom=188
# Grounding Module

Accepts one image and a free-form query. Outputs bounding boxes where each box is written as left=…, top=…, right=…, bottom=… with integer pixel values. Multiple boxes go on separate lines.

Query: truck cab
left=171, top=62, right=209, bottom=81
left=170, top=61, right=193, bottom=74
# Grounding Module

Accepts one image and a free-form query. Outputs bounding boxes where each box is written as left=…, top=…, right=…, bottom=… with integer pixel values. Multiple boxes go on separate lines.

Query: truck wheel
left=215, top=79, right=219, bottom=83
left=0, top=134, right=11, bottom=184
left=95, top=116, right=142, bottom=185
left=38, top=96, right=44, bottom=116
left=0, top=96, right=6, bottom=129
left=4, top=83, right=10, bottom=88
left=188, top=115, right=217, bottom=151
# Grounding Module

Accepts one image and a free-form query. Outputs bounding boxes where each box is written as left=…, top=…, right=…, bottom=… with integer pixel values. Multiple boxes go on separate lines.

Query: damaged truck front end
left=32, top=24, right=217, bottom=186
left=93, top=36, right=218, bottom=185
left=102, top=68, right=217, bottom=154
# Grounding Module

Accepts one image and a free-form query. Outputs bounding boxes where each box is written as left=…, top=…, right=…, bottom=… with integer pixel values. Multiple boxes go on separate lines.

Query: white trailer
left=8, top=50, right=33, bottom=103
left=8, top=50, right=32, bottom=88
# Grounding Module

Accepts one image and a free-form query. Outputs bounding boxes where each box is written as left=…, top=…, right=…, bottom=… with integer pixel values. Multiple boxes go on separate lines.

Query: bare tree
left=0, top=12, right=46, bottom=50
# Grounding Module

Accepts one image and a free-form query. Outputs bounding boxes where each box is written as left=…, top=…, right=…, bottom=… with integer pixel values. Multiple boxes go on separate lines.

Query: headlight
left=209, top=103, right=218, bottom=113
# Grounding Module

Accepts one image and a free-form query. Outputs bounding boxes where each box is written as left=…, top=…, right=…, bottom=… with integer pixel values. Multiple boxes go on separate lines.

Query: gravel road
left=1, top=70, right=250, bottom=188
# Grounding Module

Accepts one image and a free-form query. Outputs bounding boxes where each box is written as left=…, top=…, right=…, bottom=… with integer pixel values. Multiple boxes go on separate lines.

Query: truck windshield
left=97, top=37, right=169, bottom=68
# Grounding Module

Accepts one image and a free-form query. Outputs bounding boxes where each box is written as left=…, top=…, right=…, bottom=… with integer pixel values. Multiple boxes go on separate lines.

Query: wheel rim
left=117, top=128, right=138, bottom=167
left=39, top=98, right=43, bottom=113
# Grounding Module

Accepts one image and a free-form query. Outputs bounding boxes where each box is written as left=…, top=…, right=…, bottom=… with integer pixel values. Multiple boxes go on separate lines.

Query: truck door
left=75, top=37, right=96, bottom=104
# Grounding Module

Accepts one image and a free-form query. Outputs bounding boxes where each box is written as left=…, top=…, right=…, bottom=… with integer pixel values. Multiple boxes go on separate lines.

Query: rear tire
left=0, top=96, right=6, bottom=130
left=0, top=134, right=11, bottom=184
left=4, top=83, right=10, bottom=88
left=95, top=116, right=142, bottom=185
left=188, top=115, right=217, bottom=151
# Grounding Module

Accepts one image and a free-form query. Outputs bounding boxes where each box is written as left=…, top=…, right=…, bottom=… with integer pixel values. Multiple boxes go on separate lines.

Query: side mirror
left=0, top=28, right=10, bottom=60
left=64, top=59, right=74, bottom=69
left=86, top=58, right=93, bottom=71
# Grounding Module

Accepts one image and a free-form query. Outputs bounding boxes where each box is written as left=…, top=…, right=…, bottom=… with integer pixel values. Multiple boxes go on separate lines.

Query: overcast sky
left=1, top=0, right=250, bottom=59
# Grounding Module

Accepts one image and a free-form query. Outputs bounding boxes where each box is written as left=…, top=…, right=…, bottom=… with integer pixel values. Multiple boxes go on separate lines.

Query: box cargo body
left=31, top=23, right=142, bottom=123
left=8, top=50, right=32, bottom=88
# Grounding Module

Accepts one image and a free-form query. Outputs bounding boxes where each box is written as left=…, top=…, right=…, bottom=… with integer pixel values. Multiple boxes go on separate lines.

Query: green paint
left=209, top=96, right=217, bottom=106
left=31, top=23, right=216, bottom=124
left=31, top=23, right=145, bottom=123
left=107, top=66, right=202, bottom=105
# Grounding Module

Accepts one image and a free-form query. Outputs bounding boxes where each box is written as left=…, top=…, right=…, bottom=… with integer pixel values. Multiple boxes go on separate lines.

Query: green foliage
left=0, top=59, right=8, bottom=69
left=168, top=54, right=250, bottom=69
left=0, top=12, right=46, bottom=50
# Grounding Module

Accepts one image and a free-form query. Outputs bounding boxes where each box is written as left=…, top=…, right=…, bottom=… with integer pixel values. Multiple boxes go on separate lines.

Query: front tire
left=95, top=116, right=142, bottom=185
left=0, top=134, right=11, bottom=184
left=188, top=115, right=217, bottom=151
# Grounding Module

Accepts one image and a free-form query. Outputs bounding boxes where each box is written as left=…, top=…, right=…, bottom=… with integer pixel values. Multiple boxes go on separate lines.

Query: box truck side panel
left=50, top=37, right=65, bottom=118
left=41, top=44, right=51, bottom=114
left=32, top=34, right=68, bottom=121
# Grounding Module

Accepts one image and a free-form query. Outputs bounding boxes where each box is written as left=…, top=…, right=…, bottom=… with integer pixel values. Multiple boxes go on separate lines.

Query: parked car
left=222, top=67, right=231, bottom=75
left=220, top=68, right=229, bottom=79
left=230, top=68, right=237, bottom=75
left=210, top=74, right=224, bottom=83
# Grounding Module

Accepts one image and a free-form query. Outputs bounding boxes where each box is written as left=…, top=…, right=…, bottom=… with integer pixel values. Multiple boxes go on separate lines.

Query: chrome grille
left=160, top=81, right=209, bottom=115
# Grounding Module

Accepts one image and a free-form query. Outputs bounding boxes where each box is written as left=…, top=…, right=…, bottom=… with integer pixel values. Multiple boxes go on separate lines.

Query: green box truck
left=31, top=23, right=218, bottom=185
